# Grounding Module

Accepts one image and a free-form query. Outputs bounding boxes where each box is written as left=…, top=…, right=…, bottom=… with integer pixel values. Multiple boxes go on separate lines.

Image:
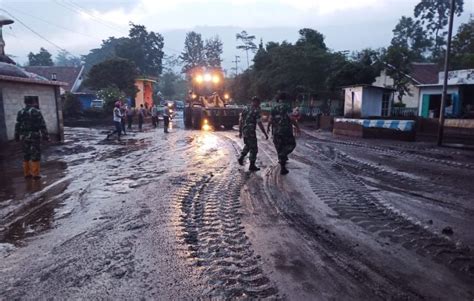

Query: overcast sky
left=1, top=0, right=472, bottom=70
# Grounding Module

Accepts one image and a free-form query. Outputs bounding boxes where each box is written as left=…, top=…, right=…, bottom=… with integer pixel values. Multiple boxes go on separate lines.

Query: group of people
left=106, top=102, right=172, bottom=141
left=238, top=92, right=299, bottom=175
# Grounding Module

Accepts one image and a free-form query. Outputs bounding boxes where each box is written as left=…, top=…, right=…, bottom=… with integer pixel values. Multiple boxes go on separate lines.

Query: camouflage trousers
left=272, top=133, right=296, bottom=163
left=22, top=138, right=41, bottom=161
left=241, top=136, right=258, bottom=162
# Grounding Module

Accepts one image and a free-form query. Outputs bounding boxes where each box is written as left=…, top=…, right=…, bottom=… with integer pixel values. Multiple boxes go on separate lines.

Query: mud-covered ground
left=1, top=116, right=473, bottom=300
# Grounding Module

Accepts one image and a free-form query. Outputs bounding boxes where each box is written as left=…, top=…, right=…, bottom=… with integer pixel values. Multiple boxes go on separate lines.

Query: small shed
left=0, top=62, right=67, bottom=142
left=342, top=85, right=395, bottom=118
left=134, top=77, right=156, bottom=109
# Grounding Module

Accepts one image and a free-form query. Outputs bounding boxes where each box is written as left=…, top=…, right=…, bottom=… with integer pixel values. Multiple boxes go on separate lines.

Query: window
left=24, top=96, right=39, bottom=107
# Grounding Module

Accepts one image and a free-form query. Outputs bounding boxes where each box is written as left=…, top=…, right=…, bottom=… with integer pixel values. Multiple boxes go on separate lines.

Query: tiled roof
left=410, top=63, right=440, bottom=85
left=24, top=66, right=83, bottom=92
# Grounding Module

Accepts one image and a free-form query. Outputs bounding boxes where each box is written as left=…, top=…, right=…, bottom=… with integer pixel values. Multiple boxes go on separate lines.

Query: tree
left=236, top=30, right=257, bottom=68
left=383, top=45, right=415, bottom=102
left=97, top=87, right=126, bottom=113
left=82, top=37, right=127, bottom=73
left=84, top=58, right=138, bottom=98
left=55, top=50, right=82, bottom=67
left=205, top=36, right=223, bottom=68
left=180, top=31, right=206, bottom=74
left=296, top=28, right=327, bottom=50
left=159, top=72, right=178, bottom=99
left=451, top=18, right=474, bottom=69
left=115, top=23, right=164, bottom=77
left=62, top=92, right=82, bottom=117
left=28, top=47, right=54, bottom=66
left=391, top=16, right=432, bottom=61
left=414, top=0, right=464, bottom=60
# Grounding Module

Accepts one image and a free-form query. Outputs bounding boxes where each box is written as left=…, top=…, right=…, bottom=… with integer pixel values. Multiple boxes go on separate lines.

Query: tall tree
left=451, top=18, right=474, bottom=69
left=28, top=47, right=54, bottom=66
left=414, top=0, right=464, bottom=60
left=82, top=37, right=127, bottom=73
left=180, top=31, right=206, bottom=74
left=205, top=36, right=223, bottom=68
left=236, top=30, right=257, bottom=69
left=296, top=28, right=327, bottom=50
left=84, top=58, right=138, bottom=98
left=55, top=50, right=82, bottom=67
left=391, top=16, right=432, bottom=61
left=383, top=45, right=416, bottom=102
left=115, top=23, right=164, bottom=77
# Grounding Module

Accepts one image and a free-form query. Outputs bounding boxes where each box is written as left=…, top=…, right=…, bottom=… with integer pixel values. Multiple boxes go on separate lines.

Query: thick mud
left=1, top=119, right=473, bottom=299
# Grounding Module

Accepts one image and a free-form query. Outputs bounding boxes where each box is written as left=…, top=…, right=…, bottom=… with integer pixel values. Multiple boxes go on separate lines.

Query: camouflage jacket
left=270, top=103, right=293, bottom=136
left=14, top=105, right=48, bottom=140
left=240, top=106, right=261, bottom=138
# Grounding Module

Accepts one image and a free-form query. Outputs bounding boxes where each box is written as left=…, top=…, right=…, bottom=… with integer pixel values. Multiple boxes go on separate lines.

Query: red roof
left=24, top=66, right=83, bottom=92
left=410, top=63, right=439, bottom=84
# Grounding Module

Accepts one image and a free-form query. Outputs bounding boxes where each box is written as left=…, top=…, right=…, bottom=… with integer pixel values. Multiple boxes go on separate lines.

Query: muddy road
left=0, top=119, right=473, bottom=300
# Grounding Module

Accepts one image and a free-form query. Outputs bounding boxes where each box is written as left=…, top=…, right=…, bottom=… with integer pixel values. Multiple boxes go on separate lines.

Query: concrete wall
left=373, top=70, right=419, bottom=108
left=0, top=81, right=61, bottom=141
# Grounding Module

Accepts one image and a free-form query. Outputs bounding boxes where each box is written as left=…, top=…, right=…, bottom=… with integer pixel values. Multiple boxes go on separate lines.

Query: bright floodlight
left=195, top=74, right=203, bottom=84
left=212, top=74, right=220, bottom=84
left=224, top=93, right=230, bottom=100
left=204, top=73, right=212, bottom=82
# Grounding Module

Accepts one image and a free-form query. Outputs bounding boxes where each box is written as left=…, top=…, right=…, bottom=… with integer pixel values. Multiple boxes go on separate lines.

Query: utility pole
left=437, top=0, right=456, bottom=146
left=232, top=55, right=240, bottom=77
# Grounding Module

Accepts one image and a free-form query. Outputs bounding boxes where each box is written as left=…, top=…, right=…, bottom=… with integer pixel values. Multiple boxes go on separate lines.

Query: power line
left=66, top=0, right=129, bottom=32
left=54, top=0, right=126, bottom=35
left=2, top=4, right=99, bottom=39
left=0, top=9, right=70, bottom=54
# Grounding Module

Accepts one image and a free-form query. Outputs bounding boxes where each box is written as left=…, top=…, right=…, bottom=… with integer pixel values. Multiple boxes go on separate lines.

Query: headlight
left=224, top=93, right=230, bottom=100
left=191, top=93, right=197, bottom=99
left=195, top=75, right=203, bottom=84
left=204, top=73, right=212, bottom=82
left=212, top=75, right=220, bottom=84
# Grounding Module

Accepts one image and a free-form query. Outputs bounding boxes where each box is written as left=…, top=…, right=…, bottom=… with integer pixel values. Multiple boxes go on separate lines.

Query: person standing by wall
left=106, top=101, right=123, bottom=141
left=14, top=98, right=49, bottom=180
left=138, top=104, right=145, bottom=132
left=126, top=106, right=134, bottom=130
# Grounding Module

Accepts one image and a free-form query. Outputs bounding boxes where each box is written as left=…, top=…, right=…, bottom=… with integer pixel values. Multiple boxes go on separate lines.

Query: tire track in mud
left=307, top=143, right=474, bottom=278
left=171, top=166, right=278, bottom=298
left=307, top=142, right=474, bottom=215
left=306, top=135, right=473, bottom=170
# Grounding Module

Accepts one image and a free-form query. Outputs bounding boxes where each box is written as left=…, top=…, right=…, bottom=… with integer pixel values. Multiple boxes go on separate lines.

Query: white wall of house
left=373, top=70, right=419, bottom=108
left=2, top=82, right=59, bottom=140
left=343, top=86, right=363, bottom=117
left=362, top=87, right=383, bottom=117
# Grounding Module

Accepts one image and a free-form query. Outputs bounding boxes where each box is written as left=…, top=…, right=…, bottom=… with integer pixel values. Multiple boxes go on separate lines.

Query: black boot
left=249, top=161, right=260, bottom=171
left=238, top=156, right=245, bottom=166
left=280, top=162, right=289, bottom=175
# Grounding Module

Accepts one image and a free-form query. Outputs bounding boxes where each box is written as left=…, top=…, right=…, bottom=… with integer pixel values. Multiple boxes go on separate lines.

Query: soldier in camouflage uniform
left=14, top=97, right=49, bottom=179
left=238, top=97, right=268, bottom=171
left=267, top=92, right=299, bottom=175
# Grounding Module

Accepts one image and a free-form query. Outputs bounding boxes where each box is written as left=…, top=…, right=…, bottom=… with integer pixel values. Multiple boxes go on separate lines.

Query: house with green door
left=418, top=69, right=474, bottom=119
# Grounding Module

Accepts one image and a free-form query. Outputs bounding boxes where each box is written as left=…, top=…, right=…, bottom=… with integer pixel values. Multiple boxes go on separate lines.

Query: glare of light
left=191, top=93, right=197, bottom=99
left=195, top=74, right=203, bottom=84
left=202, top=124, right=211, bottom=131
left=212, top=74, right=220, bottom=84
left=224, top=93, right=230, bottom=100
left=204, top=73, right=212, bottom=82
left=203, top=119, right=208, bottom=124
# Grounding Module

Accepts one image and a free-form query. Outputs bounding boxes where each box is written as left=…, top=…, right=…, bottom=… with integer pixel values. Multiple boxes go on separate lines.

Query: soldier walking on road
left=163, top=104, right=171, bottom=133
left=238, top=96, right=269, bottom=171
left=14, top=98, right=49, bottom=180
left=267, top=92, right=299, bottom=175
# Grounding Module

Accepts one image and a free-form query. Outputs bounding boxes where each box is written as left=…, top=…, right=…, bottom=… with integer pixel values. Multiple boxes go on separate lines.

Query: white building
left=0, top=62, right=66, bottom=142
left=342, top=85, right=395, bottom=118
left=373, top=63, right=439, bottom=108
